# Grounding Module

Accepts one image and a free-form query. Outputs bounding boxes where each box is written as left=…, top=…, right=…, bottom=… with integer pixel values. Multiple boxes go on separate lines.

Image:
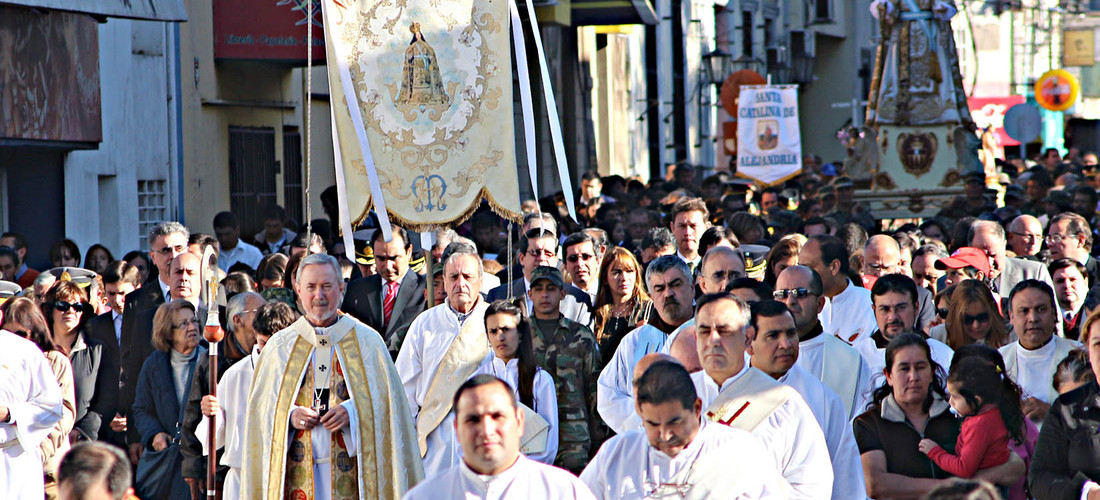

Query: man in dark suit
left=342, top=224, right=426, bottom=357
left=87, top=261, right=142, bottom=447
left=118, top=222, right=189, bottom=462
left=488, top=227, right=592, bottom=326
left=1047, top=213, right=1100, bottom=288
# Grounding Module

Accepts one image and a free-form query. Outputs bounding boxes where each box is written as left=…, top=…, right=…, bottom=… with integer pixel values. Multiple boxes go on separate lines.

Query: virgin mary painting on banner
left=865, top=0, right=983, bottom=194
left=322, top=0, right=522, bottom=231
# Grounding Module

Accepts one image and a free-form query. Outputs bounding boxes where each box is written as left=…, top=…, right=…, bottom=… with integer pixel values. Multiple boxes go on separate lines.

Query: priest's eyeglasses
left=643, top=480, right=693, bottom=498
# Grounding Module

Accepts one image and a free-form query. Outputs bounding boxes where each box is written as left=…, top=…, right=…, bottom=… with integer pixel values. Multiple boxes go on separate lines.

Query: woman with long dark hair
left=854, top=333, right=1022, bottom=498
left=474, top=300, right=558, bottom=464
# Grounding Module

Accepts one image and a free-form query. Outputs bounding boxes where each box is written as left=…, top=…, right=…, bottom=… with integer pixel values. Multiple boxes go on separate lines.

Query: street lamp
left=791, top=50, right=816, bottom=84
left=702, top=47, right=733, bottom=87
left=730, top=54, right=766, bottom=77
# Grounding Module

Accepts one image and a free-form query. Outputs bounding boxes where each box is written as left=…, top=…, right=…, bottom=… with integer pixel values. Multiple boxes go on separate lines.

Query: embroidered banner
left=322, top=0, right=521, bottom=230
left=735, top=84, right=802, bottom=186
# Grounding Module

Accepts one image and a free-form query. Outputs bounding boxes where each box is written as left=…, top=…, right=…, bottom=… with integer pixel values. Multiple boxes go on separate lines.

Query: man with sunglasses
left=487, top=228, right=591, bottom=327
left=563, top=232, right=600, bottom=303
left=118, top=221, right=188, bottom=463
left=775, top=266, right=872, bottom=422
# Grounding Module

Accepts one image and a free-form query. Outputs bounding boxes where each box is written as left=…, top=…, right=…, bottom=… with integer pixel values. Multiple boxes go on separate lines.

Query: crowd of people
left=6, top=152, right=1100, bottom=500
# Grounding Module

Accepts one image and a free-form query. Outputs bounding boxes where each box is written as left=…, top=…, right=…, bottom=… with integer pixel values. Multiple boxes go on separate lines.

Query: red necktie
left=383, top=280, right=399, bottom=327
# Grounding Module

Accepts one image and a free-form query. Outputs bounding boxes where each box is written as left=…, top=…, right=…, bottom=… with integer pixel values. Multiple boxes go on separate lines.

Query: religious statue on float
left=398, top=22, right=450, bottom=108
left=865, top=0, right=984, bottom=193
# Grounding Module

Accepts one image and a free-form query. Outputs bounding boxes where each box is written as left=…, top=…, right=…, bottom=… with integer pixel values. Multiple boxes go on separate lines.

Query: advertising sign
left=214, top=0, right=325, bottom=62
left=1034, top=69, right=1080, bottom=112
left=969, top=96, right=1026, bottom=146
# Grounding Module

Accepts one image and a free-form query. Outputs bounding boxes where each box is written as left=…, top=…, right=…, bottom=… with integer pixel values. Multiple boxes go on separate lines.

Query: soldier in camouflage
left=526, top=265, right=605, bottom=474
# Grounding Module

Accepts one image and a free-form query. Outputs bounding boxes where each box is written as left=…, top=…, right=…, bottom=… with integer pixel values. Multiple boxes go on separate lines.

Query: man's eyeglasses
left=1046, top=233, right=1078, bottom=245
left=864, top=263, right=895, bottom=273
left=773, top=288, right=812, bottom=300
left=566, top=253, right=595, bottom=263
left=526, top=249, right=556, bottom=259
left=156, top=244, right=186, bottom=255
left=1010, top=232, right=1041, bottom=242
left=53, top=301, right=86, bottom=313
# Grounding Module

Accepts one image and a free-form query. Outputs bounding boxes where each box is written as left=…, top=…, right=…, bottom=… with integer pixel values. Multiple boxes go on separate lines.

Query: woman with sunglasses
left=39, top=280, right=117, bottom=445
left=944, top=280, right=1011, bottom=350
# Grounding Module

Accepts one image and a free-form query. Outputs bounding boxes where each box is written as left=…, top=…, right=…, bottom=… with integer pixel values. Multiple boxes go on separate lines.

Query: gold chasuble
left=242, top=315, right=424, bottom=500
left=704, top=368, right=796, bottom=432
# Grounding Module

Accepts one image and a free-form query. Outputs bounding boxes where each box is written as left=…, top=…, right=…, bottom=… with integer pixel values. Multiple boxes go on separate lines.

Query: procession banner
left=736, top=85, right=802, bottom=186
left=322, top=0, right=522, bottom=231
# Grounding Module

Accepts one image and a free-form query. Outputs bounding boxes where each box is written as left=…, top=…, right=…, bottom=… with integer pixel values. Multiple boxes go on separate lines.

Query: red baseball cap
left=934, top=247, right=991, bottom=276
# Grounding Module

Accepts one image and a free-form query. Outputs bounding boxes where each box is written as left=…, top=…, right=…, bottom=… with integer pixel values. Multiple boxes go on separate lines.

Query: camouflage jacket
left=529, top=315, right=604, bottom=472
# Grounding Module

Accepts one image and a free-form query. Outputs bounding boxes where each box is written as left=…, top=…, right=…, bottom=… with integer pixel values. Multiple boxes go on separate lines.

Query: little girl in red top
left=918, top=357, right=1026, bottom=478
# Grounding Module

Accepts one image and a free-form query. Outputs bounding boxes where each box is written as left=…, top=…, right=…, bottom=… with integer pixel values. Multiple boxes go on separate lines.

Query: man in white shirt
left=404, top=375, right=596, bottom=500
left=1000, top=279, right=1081, bottom=422
left=800, top=234, right=878, bottom=343
left=396, top=242, right=491, bottom=477
left=0, top=330, right=63, bottom=500
left=213, top=211, right=264, bottom=272
left=582, top=360, right=785, bottom=499
left=597, top=256, right=695, bottom=433
left=775, top=265, right=872, bottom=420
left=691, top=292, right=833, bottom=499
left=747, top=299, right=866, bottom=500
left=670, top=197, right=710, bottom=272
left=855, top=274, right=955, bottom=389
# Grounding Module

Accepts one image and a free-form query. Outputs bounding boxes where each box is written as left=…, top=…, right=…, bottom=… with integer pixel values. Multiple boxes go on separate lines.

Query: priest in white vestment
left=0, top=330, right=64, bottom=500
left=396, top=243, right=491, bottom=477
left=582, top=359, right=786, bottom=499
left=746, top=299, right=867, bottom=500
left=403, top=375, right=595, bottom=500
left=691, top=293, right=833, bottom=499
left=241, top=254, right=423, bottom=500
left=777, top=266, right=874, bottom=420
left=1000, top=280, right=1081, bottom=421
left=801, top=236, right=878, bottom=343
left=198, top=301, right=298, bottom=500
left=597, top=256, right=696, bottom=433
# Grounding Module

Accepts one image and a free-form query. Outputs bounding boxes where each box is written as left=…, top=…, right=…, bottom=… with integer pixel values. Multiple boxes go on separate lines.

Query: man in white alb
left=0, top=329, right=63, bottom=499
left=775, top=265, right=872, bottom=420
left=800, top=235, right=878, bottom=343
left=582, top=359, right=785, bottom=499
left=403, top=375, right=595, bottom=500
left=396, top=242, right=491, bottom=477
left=747, top=299, right=866, bottom=500
left=1000, top=279, right=1080, bottom=423
left=597, top=255, right=695, bottom=433
left=691, top=292, right=833, bottom=499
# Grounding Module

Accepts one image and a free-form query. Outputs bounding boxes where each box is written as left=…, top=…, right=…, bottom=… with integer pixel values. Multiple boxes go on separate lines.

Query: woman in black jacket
left=1030, top=309, right=1100, bottom=500
left=41, top=279, right=117, bottom=443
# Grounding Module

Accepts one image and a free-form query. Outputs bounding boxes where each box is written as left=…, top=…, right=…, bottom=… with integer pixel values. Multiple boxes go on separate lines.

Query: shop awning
left=571, top=0, right=657, bottom=26
left=0, top=0, right=187, bottom=21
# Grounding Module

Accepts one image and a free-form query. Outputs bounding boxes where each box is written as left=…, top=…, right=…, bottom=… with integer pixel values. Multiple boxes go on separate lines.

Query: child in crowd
left=918, top=357, right=1025, bottom=479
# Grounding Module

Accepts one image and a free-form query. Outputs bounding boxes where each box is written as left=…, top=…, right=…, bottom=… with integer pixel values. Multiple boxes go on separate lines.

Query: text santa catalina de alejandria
left=738, top=153, right=799, bottom=166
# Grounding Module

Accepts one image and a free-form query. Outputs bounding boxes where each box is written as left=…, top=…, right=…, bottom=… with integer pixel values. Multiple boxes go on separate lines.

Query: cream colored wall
left=179, top=0, right=335, bottom=234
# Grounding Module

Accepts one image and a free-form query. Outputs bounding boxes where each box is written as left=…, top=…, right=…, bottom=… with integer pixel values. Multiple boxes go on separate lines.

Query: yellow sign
left=1064, top=30, right=1095, bottom=67
left=1034, top=69, right=1080, bottom=112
